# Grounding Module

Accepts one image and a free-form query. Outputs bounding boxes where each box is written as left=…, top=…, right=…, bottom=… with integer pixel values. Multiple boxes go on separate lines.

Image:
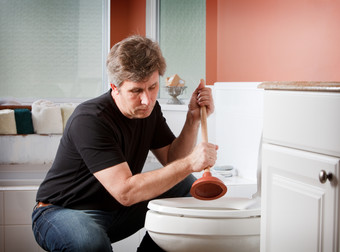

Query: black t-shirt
left=36, top=90, right=175, bottom=211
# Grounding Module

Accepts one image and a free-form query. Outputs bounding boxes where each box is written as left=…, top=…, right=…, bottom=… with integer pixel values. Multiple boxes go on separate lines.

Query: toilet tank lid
left=148, top=197, right=260, bottom=218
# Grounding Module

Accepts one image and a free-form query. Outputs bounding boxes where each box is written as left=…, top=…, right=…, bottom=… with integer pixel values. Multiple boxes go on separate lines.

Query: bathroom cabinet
left=259, top=82, right=340, bottom=252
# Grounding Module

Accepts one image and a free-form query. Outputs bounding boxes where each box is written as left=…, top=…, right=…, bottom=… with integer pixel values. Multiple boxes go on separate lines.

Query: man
left=32, top=35, right=217, bottom=251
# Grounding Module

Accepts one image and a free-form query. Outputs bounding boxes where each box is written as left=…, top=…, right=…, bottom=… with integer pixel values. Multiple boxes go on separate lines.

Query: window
left=0, top=0, right=109, bottom=102
left=158, top=0, right=206, bottom=100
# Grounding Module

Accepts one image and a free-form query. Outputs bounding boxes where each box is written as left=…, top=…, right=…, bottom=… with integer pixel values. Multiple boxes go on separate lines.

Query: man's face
left=112, top=71, right=160, bottom=119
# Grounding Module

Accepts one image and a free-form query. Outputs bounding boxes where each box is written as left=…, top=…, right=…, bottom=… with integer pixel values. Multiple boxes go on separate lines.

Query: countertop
left=258, top=81, right=340, bottom=92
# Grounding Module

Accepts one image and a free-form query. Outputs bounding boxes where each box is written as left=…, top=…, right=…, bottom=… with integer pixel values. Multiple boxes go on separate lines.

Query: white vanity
left=259, top=82, right=340, bottom=252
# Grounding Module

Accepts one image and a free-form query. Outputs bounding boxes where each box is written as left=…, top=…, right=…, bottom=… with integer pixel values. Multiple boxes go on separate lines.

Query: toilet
left=145, top=197, right=260, bottom=252
left=145, top=82, right=264, bottom=252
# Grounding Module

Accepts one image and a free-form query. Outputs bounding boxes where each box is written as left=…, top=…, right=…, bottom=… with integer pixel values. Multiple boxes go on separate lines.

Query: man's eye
left=131, top=89, right=142, bottom=93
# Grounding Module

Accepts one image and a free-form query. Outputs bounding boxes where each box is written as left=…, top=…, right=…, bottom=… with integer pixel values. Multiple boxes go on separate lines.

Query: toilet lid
left=148, top=197, right=261, bottom=218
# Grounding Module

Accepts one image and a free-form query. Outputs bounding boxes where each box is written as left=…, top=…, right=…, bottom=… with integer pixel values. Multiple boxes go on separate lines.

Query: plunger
left=190, top=82, right=227, bottom=200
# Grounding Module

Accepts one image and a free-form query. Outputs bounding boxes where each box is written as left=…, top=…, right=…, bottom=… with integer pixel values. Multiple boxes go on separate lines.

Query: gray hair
left=106, top=35, right=166, bottom=87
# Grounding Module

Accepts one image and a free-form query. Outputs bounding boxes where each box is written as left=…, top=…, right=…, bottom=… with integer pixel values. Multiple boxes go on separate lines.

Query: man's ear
left=110, top=83, right=119, bottom=94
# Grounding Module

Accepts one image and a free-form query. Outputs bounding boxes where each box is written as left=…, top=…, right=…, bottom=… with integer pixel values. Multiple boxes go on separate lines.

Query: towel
left=60, top=103, right=77, bottom=130
left=0, top=109, right=17, bottom=134
left=14, top=109, right=34, bottom=134
left=32, top=99, right=63, bottom=134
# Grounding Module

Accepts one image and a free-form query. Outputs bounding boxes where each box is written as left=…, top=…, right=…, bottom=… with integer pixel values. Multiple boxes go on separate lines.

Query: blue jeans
left=32, top=174, right=196, bottom=252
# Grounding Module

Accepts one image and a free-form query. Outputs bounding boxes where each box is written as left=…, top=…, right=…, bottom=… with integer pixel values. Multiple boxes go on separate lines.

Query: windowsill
left=0, top=101, right=190, bottom=165
left=0, top=133, right=62, bottom=136
left=0, top=105, right=32, bottom=110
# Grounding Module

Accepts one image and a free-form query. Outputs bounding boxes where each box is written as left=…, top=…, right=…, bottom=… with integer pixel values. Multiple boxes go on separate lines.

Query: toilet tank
left=212, top=82, right=263, bottom=181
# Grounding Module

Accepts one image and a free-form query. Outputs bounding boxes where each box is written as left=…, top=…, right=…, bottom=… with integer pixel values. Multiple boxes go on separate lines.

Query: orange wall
left=110, top=0, right=339, bottom=83
left=110, top=0, right=145, bottom=48
left=206, top=0, right=218, bottom=85
left=214, top=0, right=340, bottom=82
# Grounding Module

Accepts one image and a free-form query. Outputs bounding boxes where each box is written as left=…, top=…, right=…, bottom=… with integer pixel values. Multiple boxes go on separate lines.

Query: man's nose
left=141, top=91, right=150, bottom=105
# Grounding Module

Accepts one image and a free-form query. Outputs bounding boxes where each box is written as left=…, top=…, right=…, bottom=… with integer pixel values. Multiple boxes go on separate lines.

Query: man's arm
left=153, top=80, right=215, bottom=165
left=94, top=140, right=217, bottom=206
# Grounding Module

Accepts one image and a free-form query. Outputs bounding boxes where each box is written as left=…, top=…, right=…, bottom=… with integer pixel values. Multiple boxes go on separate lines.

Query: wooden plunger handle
left=201, top=105, right=208, bottom=143
left=201, top=105, right=210, bottom=173
left=200, top=78, right=208, bottom=143
left=200, top=79, right=210, bottom=172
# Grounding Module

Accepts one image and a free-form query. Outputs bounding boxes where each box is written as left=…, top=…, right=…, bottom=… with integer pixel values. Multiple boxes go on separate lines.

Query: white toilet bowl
left=145, top=197, right=261, bottom=252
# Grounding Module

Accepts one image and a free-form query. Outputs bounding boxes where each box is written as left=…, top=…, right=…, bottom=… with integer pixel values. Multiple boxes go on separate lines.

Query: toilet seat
left=148, top=197, right=261, bottom=218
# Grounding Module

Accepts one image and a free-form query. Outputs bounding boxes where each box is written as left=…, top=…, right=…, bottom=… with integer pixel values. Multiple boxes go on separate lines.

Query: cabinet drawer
left=263, top=90, right=340, bottom=157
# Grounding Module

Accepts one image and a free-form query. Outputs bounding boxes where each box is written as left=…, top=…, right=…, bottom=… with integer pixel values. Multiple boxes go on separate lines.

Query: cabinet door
left=261, top=143, right=339, bottom=252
